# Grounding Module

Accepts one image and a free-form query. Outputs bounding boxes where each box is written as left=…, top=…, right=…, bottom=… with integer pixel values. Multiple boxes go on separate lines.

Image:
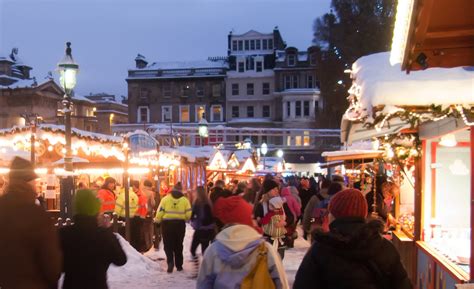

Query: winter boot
left=167, top=262, right=174, bottom=273
left=190, top=255, right=199, bottom=279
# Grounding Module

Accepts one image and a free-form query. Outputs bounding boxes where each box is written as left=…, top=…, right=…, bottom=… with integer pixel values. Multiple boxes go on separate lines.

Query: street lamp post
left=198, top=113, right=208, bottom=146
left=57, top=42, right=79, bottom=219
left=261, top=143, right=268, bottom=171
left=21, top=113, right=41, bottom=166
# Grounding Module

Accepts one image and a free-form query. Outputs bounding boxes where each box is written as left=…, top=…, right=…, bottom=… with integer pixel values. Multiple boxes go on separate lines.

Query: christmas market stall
left=341, top=50, right=474, bottom=285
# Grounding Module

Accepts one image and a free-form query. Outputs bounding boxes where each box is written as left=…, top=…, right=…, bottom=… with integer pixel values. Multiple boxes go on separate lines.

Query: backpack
left=310, top=197, right=331, bottom=232
left=240, top=242, right=276, bottom=289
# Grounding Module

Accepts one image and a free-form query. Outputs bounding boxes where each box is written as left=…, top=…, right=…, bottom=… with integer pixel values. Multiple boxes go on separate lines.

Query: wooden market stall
left=341, top=49, right=474, bottom=286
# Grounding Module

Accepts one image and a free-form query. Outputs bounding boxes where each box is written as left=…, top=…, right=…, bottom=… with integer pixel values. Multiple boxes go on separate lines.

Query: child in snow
left=260, top=196, right=287, bottom=249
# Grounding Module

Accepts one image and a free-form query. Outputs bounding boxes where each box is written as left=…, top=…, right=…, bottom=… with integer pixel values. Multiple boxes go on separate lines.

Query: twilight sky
left=0, top=0, right=330, bottom=98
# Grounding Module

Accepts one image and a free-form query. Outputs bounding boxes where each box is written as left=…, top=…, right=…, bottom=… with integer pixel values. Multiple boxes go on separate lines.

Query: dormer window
left=288, top=55, right=296, bottom=66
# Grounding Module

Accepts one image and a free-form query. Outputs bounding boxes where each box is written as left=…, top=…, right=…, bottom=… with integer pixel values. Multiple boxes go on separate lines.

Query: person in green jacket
left=155, top=182, right=191, bottom=273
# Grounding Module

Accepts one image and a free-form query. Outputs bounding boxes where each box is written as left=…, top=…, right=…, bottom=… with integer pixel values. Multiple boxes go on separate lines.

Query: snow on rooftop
left=160, top=146, right=215, bottom=162
left=321, top=150, right=384, bottom=158
left=350, top=52, right=474, bottom=116
left=0, top=77, right=36, bottom=89
left=73, top=94, right=95, bottom=103
left=135, top=59, right=227, bottom=70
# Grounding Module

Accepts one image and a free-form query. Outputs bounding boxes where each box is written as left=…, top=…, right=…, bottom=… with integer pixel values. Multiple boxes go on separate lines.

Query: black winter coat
left=60, top=215, right=127, bottom=289
left=293, top=217, right=412, bottom=289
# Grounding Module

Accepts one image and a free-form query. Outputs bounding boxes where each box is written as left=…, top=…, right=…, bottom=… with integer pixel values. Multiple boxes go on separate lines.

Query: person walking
left=209, top=179, right=231, bottom=204
left=155, top=182, right=192, bottom=273
left=293, top=188, right=413, bottom=289
left=114, top=182, right=138, bottom=240
left=254, top=179, right=295, bottom=259
left=280, top=186, right=302, bottom=248
left=97, top=177, right=117, bottom=214
left=142, top=180, right=157, bottom=252
left=298, top=178, right=315, bottom=221
left=131, top=180, right=148, bottom=252
left=190, top=186, right=215, bottom=278
left=197, top=195, right=289, bottom=289
left=0, top=157, right=62, bottom=289
left=60, top=189, right=127, bottom=289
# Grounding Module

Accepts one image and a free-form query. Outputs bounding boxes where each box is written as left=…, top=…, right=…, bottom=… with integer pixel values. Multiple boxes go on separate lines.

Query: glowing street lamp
left=276, top=149, right=284, bottom=158
left=57, top=42, right=79, bottom=219
left=198, top=113, right=208, bottom=146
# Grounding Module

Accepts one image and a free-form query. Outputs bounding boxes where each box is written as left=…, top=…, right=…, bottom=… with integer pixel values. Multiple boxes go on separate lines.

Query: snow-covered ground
left=106, top=224, right=310, bottom=289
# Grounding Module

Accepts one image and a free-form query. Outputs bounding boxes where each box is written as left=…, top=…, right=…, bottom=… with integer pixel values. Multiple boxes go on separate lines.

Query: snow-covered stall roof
left=345, top=52, right=474, bottom=122
left=322, top=150, right=384, bottom=161
left=160, top=146, right=214, bottom=162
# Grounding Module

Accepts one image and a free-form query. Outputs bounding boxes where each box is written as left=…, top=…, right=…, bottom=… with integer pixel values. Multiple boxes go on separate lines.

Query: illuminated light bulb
left=47, top=145, right=53, bottom=152
left=61, top=148, right=67, bottom=154
left=409, top=148, right=418, bottom=157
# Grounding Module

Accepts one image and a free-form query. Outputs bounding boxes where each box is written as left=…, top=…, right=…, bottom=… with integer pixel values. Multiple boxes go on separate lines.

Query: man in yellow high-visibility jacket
left=154, top=182, right=191, bottom=273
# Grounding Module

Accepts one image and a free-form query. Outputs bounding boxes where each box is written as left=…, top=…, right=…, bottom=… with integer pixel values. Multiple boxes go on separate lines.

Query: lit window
left=211, top=105, right=223, bottom=122
left=247, top=83, right=254, bottom=95
left=179, top=105, right=190, bottom=122
left=195, top=105, right=206, bottom=122
left=232, top=106, right=239, bottom=118
left=232, top=83, right=239, bottom=95
left=162, top=106, right=172, bottom=122
left=303, top=131, right=310, bottom=146
left=287, top=136, right=292, bottom=146
left=247, top=106, right=254, bottom=117
left=288, top=55, right=296, bottom=66
left=263, top=105, right=270, bottom=118
left=262, top=83, right=270, bottom=95
left=295, top=136, right=302, bottom=146
left=212, top=84, right=221, bottom=97
left=138, top=106, right=150, bottom=123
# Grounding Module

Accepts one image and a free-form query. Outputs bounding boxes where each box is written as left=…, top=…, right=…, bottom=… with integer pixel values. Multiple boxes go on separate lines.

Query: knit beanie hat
left=262, top=179, right=279, bottom=194
left=213, top=196, right=255, bottom=228
left=74, top=189, right=101, bottom=216
left=328, top=188, right=368, bottom=219
left=9, top=157, right=38, bottom=182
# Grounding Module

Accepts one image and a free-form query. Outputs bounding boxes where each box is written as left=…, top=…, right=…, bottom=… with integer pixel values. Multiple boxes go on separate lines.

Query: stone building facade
left=127, top=55, right=227, bottom=127
left=85, top=93, right=128, bottom=135
left=0, top=48, right=98, bottom=132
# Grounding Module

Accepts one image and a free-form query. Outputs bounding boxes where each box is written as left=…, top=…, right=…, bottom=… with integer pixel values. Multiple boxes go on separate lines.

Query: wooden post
left=123, top=137, right=131, bottom=241
left=470, top=128, right=474, bottom=280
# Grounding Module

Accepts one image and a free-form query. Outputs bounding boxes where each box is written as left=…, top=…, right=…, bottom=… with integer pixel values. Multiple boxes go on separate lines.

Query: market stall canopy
left=160, top=146, right=214, bottom=163
left=343, top=52, right=474, bottom=143
left=390, top=0, right=474, bottom=71
left=322, top=150, right=384, bottom=162
left=51, top=157, right=89, bottom=166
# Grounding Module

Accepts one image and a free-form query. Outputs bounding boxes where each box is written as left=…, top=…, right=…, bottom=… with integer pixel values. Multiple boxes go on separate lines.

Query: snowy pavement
left=106, top=224, right=310, bottom=289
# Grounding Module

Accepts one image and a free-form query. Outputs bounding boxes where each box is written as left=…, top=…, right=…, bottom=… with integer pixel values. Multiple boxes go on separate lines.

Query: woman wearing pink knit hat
left=293, top=188, right=412, bottom=289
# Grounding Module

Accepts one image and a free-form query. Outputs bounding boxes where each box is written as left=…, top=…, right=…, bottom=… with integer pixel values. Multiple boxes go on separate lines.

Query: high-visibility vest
left=97, top=189, right=116, bottom=213
left=114, top=190, right=138, bottom=218
left=154, top=194, right=192, bottom=223
left=135, top=191, right=148, bottom=219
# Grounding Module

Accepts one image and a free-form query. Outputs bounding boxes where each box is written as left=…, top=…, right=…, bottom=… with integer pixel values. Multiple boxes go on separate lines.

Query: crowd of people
left=0, top=156, right=413, bottom=289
